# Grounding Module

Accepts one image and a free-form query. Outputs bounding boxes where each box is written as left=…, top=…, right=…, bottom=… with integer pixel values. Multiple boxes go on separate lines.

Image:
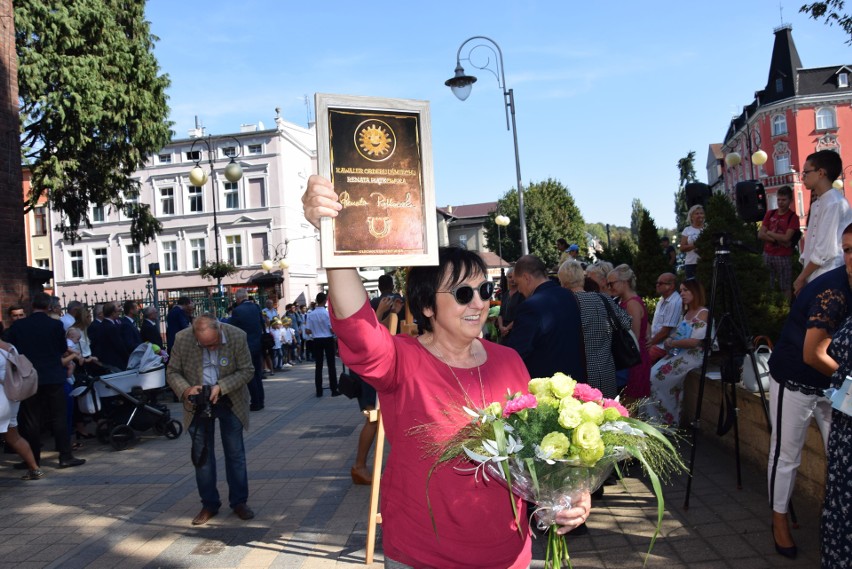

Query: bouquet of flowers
left=429, top=372, right=685, bottom=568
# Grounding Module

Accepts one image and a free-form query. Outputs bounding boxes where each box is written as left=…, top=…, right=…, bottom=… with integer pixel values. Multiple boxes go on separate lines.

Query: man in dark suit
left=166, top=296, right=193, bottom=354
left=506, top=255, right=586, bottom=381
left=140, top=305, right=164, bottom=349
left=228, top=289, right=265, bottom=411
left=99, top=302, right=129, bottom=370
left=88, top=304, right=105, bottom=359
left=119, top=300, right=143, bottom=357
left=7, top=292, right=85, bottom=469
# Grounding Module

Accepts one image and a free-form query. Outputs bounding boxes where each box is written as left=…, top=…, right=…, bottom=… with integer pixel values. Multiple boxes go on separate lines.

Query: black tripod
left=683, top=243, right=772, bottom=509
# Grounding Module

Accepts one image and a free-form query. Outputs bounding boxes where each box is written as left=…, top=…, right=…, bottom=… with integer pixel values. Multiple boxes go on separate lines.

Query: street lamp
left=446, top=36, right=529, bottom=255
left=495, top=214, right=510, bottom=278
left=188, top=135, right=243, bottom=294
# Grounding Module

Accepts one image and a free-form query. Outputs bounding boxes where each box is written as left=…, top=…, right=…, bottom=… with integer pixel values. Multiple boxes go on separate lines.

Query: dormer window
left=775, top=78, right=783, bottom=93
left=839, top=72, right=849, bottom=88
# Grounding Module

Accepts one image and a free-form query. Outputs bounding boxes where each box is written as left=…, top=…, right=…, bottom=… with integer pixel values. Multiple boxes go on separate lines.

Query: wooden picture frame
left=315, top=93, right=439, bottom=268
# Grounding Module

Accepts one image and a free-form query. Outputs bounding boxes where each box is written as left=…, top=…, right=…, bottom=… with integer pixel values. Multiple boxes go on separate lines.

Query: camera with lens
left=188, top=384, right=214, bottom=418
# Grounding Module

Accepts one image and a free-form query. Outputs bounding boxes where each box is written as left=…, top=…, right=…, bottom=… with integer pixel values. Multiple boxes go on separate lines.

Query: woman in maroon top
left=303, top=176, right=590, bottom=568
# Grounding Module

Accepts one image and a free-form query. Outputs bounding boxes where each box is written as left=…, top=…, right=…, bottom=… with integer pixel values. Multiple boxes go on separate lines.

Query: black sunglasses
left=437, top=281, right=495, bottom=305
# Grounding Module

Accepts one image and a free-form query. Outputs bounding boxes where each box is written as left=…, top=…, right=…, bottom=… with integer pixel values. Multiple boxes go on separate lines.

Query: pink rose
left=502, top=393, right=538, bottom=418
left=602, top=398, right=629, bottom=417
left=573, top=383, right=603, bottom=403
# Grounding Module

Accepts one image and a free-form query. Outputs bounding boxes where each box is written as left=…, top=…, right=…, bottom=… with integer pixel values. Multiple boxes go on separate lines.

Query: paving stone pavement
left=0, top=360, right=822, bottom=568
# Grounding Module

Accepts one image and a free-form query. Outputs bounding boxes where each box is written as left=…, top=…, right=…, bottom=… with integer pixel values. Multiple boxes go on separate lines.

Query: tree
left=629, top=198, right=645, bottom=240
left=633, top=209, right=671, bottom=298
left=597, top=237, right=637, bottom=269
left=801, top=1, right=852, bottom=43
left=16, top=0, right=172, bottom=244
left=675, top=151, right=697, bottom=230
left=484, top=178, right=586, bottom=268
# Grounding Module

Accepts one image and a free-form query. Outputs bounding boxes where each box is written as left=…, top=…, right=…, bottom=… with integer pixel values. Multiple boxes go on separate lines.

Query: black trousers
left=312, top=337, right=338, bottom=395
left=18, top=383, right=73, bottom=464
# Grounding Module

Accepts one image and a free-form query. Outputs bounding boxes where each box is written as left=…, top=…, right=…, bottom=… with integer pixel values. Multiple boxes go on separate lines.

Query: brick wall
left=0, top=0, right=30, bottom=323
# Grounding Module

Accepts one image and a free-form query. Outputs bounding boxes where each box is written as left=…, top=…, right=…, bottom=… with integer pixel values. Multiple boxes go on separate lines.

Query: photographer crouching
left=167, top=314, right=256, bottom=526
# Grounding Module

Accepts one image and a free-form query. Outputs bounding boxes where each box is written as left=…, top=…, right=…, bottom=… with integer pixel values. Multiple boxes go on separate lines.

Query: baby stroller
left=72, top=343, right=183, bottom=450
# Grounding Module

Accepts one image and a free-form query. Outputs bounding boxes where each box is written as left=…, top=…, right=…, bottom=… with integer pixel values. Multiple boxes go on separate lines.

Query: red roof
left=438, top=201, right=498, bottom=219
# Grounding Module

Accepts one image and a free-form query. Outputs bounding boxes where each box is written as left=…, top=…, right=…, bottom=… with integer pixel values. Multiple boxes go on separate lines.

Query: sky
left=145, top=0, right=851, bottom=230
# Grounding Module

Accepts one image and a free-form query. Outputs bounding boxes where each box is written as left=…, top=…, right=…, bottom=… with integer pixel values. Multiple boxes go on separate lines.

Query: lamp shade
left=752, top=150, right=768, bottom=166
left=725, top=152, right=742, bottom=167
left=495, top=214, right=511, bottom=226
left=834, top=179, right=844, bottom=190
left=278, top=259, right=290, bottom=270
left=224, top=159, right=243, bottom=183
left=445, top=65, right=477, bottom=101
left=261, top=259, right=274, bottom=272
left=189, top=165, right=208, bottom=186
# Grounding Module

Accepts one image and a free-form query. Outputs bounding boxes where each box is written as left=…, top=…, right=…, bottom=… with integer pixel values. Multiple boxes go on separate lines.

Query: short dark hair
left=513, top=255, right=547, bottom=280
left=315, top=292, right=327, bottom=305
left=7, top=305, right=24, bottom=316
left=176, top=296, right=192, bottom=306
left=378, top=274, right=394, bottom=293
left=32, top=292, right=51, bottom=310
left=806, top=150, right=842, bottom=181
left=407, top=246, right=487, bottom=333
left=123, top=300, right=136, bottom=315
left=776, top=185, right=793, bottom=199
left=556, top=238, right=568, bottom=248
left=103, top=302, right=117, bottom=318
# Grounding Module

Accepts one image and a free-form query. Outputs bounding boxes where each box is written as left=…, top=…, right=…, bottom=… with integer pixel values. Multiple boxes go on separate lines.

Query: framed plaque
left=315, top=93, right=439, bottom=268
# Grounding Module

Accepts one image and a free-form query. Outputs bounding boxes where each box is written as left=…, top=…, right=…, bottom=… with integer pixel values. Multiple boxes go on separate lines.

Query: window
left=69, top=250, right=84, bottom=279
left=226, top=235, right=243, bottom=265
left=816, top=107, right=837, bottom=130
left=775, top=78, right=783, bottom=93
left=123, top=194, right=139, bottom=218
left=224, top=182, right=239, bottom=209
left=162, top=241, right=178, bottom=272
left=247, top=144, right=262, bottom=155
left=160, top=187, right=175, bottom=215
left=774, top=154, right=791, bottom=175
left=839, top=72, right=849, bottom=88
left=35, top=258, right=49, bottom=269
left=186, top=150, right=200, bottom=162
left=248, top=178, right=266, bottom=208
left=190, top=238, right=207, bottom=269
left=158, top=153, right=172, bottom=165
left=32, top=206, right=47, bottom=236
left=772, top=114, right=787, bottom=136
left=221, top=146, right=236, bottom=158
left=126, top=245, right=142, bottom=275
left=93, top=247, right=109, bottom=277
left=188, top=185, right=203, bottom=213
left=92, top=205, right=105, bottom=223
left=458, top=234, right=468, bottom=249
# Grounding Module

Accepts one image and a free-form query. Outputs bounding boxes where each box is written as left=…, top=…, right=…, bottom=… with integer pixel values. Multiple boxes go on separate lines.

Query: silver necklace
left=428, top=337, right=486, bottom=406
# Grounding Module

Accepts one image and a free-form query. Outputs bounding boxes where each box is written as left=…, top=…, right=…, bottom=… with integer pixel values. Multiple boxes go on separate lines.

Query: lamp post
left=494, top=214, right=510, bottom=278
left=188, top=135, right=243, bottom=294
left=445, top=36, right=529, bottom=255
left=832, top=165, right=852, bottom=194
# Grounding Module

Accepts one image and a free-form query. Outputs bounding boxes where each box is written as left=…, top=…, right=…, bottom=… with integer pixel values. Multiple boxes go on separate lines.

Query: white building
left=50, top=113, right=320, bottom=306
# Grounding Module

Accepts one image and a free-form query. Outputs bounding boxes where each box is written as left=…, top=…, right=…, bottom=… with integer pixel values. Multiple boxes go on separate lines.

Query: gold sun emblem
left=355, top=120, right=395, bottom=162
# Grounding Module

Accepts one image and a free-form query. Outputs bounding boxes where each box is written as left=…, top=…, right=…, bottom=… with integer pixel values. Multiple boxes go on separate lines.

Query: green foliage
left=692, top=194, right=787, bottom=340
left=199, top=261, right=237, bottom=281
left=484, top=179, right=586, bottom=267
left=16, top=0, right=173, bottom=244
left=634, top=209, right=672, bottom=298
left=675, top=151, right=697, bottom=231
left=801, top=1, right=852, bottom=43
left=598, top=237, right=637, bottom=268
left=630, top=199, right=644, bottom=240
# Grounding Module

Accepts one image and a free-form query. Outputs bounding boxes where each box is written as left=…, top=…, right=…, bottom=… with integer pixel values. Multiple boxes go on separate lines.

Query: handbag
left=338, top=365, right=361, bottom=399
left=599, top=294, right=642, bottom=369
left=741, top=337, right=772, bottom=392
left=1, top=347, right=39, bottom=401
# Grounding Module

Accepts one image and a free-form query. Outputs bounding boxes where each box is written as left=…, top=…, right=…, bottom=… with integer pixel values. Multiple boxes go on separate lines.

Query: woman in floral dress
left=647, top=279, right=708, bottom=425
left=822, top=315, right=852, bottom=567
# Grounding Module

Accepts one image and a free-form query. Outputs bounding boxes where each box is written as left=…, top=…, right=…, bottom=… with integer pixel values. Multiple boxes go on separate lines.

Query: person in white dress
left=0, top=339, right=43, bottom=480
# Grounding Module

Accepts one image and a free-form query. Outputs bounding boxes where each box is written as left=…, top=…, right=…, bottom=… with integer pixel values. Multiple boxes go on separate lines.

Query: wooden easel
left=365, top=306, right=417, bottom=564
